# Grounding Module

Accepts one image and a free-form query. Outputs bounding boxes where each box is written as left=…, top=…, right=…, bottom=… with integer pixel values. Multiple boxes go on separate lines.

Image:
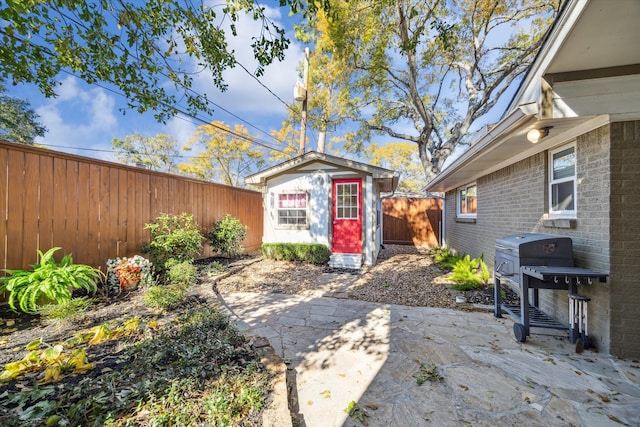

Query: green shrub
left=142, top=213, right=205, bottom=272
left=450, top=254, right=490, bottom=291
left=202, top=261, right=225, bottom=277
left=143, top=284, right=187, bottom=310
left=0, top=247, right=102, bottom=314
left=208, top=214, right=247, bottom=258
left=428, top=246, right=462, bottom=269
left=38, top=297, right=95, bottom=322
left=167, top=261, right=198, bottom=287
left=262, top=243, right=330, bottom=264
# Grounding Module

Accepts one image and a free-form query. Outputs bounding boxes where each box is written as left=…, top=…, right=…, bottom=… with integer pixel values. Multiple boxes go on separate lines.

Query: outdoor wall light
left=527, top=126, right=553, bottom=143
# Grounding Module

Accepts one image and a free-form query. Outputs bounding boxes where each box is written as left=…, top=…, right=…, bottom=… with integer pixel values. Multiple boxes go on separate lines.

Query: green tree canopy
left=0, top=0, right=328, bottom=123
left=111, top=133, right=181, bottom=172
left=299, top=0, right=560, bottom=182
left=179, top=121, right=266, bottom=187
left=0, top=84, right=47, bottom=144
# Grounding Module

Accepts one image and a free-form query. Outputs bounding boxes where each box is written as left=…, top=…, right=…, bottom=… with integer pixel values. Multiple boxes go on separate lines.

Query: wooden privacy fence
left=0, top=141, right=263, bottom=273
left=382, top=197, right=442, bottom=247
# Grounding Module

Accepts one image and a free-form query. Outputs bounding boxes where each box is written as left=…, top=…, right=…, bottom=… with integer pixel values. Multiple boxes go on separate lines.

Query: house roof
left=427, top=0, right=640, bottom=193
left=245, top=151, right=399, bottom=192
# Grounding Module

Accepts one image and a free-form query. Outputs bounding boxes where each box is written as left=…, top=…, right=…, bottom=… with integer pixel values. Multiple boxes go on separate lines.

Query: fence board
left=6, top=150, right=25, bottom=271
left=39, top=156, right=55, bottom=252
left=23, top=154, right=40, bottom=266
left=0, top=148, right=7, bottom=271
left=0, top=141, right=263, bottom=276
left=65, top=161, right=79, bottom=259
left=382, top=197, right=442, bottom=248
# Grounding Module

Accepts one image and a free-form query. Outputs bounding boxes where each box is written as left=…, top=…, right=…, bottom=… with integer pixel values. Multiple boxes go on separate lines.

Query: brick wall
left=609, top=120, right=640, bottom=358
left=443, top=124, right=620, bottom=355
left=444, top=153, right=546, bottom=270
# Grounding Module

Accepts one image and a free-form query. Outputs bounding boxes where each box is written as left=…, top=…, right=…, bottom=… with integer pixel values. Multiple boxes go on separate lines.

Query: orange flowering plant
left=106, top=256, right=154, bottom=292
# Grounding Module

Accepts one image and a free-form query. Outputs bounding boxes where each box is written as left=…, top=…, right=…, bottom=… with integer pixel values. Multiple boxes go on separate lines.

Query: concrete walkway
left=216, top=291, right=640, bottom=427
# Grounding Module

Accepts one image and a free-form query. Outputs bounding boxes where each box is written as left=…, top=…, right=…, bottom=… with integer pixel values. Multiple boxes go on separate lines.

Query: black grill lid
left=496, top=233, right=572, bottom=252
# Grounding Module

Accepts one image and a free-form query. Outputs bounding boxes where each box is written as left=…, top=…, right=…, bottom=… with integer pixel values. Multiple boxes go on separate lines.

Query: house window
left=549, top=143, right=577, bottom=217
left=277, top=193, right=308, bottom=226
left=457, top=183, right=477, bottom=217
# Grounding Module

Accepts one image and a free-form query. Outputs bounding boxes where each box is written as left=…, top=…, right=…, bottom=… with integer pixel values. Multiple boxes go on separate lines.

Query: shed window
left=277, top=193, right=308, bottom=226
left=457, top=183, right=477, bottom=217
left=549, top=144, right=577, bottom=218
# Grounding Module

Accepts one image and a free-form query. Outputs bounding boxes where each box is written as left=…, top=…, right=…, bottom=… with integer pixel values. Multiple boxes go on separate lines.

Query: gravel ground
left=215, top=245, right=458, bottom=308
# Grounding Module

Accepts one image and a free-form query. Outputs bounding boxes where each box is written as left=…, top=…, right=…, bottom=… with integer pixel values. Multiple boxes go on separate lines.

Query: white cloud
left=34, top=77, right=120, bottom=161
left=166, top=115, right=198, bottom=146
left=192, top=6, right=302, bottom=122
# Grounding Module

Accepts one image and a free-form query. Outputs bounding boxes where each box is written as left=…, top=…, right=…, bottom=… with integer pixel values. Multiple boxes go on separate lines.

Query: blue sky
left=7, top=4, right=308, bottom=164
left=5, top=2, right=522, bottom=174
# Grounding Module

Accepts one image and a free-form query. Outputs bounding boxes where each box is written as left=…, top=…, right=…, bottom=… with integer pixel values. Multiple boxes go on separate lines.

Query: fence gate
left=382, top=197, right=442, bottom=247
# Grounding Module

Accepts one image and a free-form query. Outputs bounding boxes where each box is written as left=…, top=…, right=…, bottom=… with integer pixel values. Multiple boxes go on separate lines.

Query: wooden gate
left=382, top=197, right=442, bottom=247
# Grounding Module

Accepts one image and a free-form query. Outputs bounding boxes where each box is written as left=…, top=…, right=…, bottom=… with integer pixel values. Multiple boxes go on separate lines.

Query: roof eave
left=426, top=107, right=535, bottom=192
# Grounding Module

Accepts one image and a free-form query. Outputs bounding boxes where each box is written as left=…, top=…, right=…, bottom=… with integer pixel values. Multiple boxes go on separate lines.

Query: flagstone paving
left=215, top=291, right=640, bottom=427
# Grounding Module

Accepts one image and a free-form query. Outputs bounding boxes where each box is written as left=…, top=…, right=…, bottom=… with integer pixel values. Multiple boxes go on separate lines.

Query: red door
left=332, top=178, right=362, bottom=254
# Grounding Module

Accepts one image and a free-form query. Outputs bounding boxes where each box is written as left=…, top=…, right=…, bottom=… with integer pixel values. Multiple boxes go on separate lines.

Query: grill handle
left=495, top=261, right=514, bottom=277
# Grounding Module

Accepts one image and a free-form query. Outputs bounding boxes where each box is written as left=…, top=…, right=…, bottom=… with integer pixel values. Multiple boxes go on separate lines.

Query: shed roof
left=246, top=151, right=399, bottom=192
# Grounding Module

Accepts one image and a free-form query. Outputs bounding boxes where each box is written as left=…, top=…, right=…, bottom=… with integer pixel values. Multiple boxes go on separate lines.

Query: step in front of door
left=329, top=253, right=362, bottom=269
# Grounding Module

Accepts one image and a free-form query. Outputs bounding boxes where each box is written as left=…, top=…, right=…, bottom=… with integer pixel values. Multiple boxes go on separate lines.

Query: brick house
left=426, top=0, right=640, bottom=358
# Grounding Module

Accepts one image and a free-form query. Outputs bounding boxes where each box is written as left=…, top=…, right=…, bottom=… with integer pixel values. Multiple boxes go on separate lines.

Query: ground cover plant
left=0, top=299, right=269, bottom=426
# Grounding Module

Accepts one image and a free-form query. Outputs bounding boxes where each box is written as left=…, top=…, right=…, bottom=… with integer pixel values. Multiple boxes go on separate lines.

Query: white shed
left=246, top=151, right=398, bottom=268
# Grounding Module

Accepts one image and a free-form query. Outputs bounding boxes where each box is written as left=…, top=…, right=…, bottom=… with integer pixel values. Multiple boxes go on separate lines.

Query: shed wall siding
left=263, top=173, right=331, bottom=246
left=609, top=120, right=640, bottom=358
left=443, top=124, right=616, bottom=355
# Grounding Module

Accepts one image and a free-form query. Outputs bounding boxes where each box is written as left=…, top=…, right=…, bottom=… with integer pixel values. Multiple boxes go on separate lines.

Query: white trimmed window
left=277, top=192, right=308, bottom=226
left=549, top=143, right=577, bottom=218
left=457, top=183, right=477, bottom=217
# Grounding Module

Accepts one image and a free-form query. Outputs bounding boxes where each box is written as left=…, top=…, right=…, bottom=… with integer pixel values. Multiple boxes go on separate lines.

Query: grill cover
left=495, top=233, right=573, bottom=285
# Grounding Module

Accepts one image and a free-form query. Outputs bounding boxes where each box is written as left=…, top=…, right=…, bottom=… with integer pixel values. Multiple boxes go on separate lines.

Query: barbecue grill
left=493, top=233, right=607, bottom=348
left=494, top=233, right=574, bottom=286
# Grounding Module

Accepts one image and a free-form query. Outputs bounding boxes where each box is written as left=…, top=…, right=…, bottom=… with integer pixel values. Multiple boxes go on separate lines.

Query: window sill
left=275, top=225, right=310, bottom=230
left=542, top=218, right=576, bottom=229
left=455, top=217, right=476, bottom=224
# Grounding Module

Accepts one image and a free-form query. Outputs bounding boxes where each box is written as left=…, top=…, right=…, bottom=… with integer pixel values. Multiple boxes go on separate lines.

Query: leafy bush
left=142, top=213, right=205, bottom=272
left=0, top=247, right=102, bottom=314
left=167, top=261, right=198, bottom=287
left=207, top=214, right=247, bottom=258
left=450, top=254, right=490, bottom=291
left=428, top=246, right=462, bottom=269
left=262, top=243, right=330, bottom=264
left=143, top=284, right=187, bottom=310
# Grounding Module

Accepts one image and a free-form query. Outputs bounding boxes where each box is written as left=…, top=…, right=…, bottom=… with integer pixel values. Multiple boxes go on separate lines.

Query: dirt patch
left=213, top=245, right=518, bottom=309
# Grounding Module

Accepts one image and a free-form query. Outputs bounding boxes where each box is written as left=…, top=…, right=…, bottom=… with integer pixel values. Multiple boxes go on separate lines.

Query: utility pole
left=297, top=48, right=310, bottom=156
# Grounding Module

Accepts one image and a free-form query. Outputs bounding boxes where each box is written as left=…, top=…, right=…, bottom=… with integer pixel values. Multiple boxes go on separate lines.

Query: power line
left=0, top=15, right=293, bottom=154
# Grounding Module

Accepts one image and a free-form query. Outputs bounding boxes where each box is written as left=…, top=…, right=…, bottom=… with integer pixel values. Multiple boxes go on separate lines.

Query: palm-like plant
left=0, top=247, right=102, bottom=314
